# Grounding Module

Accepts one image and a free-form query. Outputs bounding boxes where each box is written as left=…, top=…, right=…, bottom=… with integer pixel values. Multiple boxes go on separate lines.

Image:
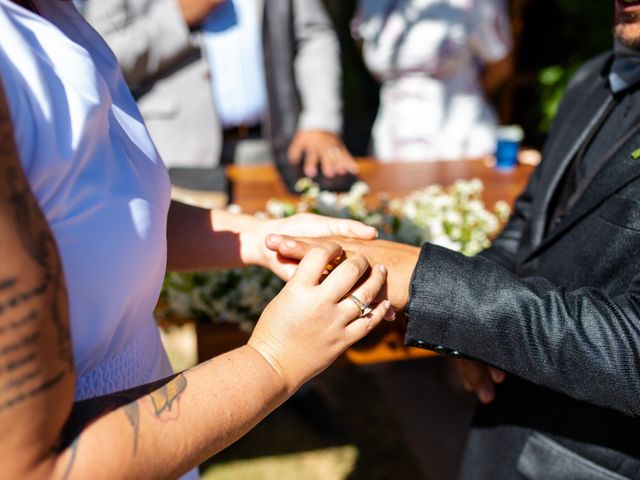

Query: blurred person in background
left=82, top=0, right=358, bottom=179
left=352, top=0, right=513, bottom=162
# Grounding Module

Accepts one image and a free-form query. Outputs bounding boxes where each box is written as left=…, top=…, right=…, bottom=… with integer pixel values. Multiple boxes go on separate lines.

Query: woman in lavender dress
left=353, top=0, right=513, bottom=162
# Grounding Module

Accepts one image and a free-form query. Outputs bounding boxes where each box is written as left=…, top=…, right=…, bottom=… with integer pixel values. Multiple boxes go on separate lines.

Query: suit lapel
left=525, top=123, right=640, bottom=261
left=529, top=75, right=614, bottom=247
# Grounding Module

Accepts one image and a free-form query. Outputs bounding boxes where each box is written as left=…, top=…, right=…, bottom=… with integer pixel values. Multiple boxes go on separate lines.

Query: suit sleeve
left=83, top=0, right=197, bottom=89
left=291, top=0, right=342, bottom=133
left=406, top=243, right=640, bottom=418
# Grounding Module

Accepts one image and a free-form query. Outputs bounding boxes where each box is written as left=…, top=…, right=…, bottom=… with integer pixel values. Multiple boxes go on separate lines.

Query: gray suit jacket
left=84, top=0, right=342, bottom=168
left=406, top=53, right=640, bottom=479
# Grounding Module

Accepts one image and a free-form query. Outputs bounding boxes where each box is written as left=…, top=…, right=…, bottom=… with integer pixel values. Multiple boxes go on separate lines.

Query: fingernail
left=378, top=264, right=387, bottom=274
left=285, top=239, right=297, bottom=248
left=386, top=308, right=396, bottom=321
left=267, top=234, right=283, bottom=244
left=479, top=389, right=493, bottom=404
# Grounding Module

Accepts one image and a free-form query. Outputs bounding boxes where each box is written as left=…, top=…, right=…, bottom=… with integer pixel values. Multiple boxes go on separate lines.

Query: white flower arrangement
left=159, top=178, right=510, bottom=330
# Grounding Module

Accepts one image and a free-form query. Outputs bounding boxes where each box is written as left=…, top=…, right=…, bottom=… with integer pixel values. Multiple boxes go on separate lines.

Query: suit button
left=434, top=345, right=446, bottom=354
left=412, top=340, right=426, bottom=348
left=451, top=351, right=461, bottom=357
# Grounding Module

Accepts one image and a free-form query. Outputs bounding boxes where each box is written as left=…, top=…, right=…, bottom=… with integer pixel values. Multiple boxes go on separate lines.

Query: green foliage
left=520, top=1, right=612, bottom=138
left=537, top=63, right=578, bottom=132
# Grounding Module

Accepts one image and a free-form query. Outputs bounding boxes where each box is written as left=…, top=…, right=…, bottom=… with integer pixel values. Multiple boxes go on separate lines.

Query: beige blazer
left=84, top=0, right=342, bottom=168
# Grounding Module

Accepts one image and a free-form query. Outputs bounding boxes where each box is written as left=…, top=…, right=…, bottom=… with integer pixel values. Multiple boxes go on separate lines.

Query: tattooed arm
left=49, top=274, right=389, bottom=480
left=0, top=74, right=75, bottom=477
left=0, top=79, right=391, bottom=479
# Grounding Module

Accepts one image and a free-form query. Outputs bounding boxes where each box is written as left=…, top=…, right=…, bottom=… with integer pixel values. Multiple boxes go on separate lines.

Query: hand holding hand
left=288, top=130, right=359, bottom=178
left=248, top=242, right=392, bottom=393
left=243, top=213, right=378, bottom=280
left=454, top=359, right=506, bottom=404
left=265, top=235, right=420, bottom=310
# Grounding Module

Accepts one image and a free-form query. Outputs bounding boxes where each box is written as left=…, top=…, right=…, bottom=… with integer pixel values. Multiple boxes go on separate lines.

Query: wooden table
left=227, top=157, right=533, bottom=215
left=197, top=158, right=533, bottom=365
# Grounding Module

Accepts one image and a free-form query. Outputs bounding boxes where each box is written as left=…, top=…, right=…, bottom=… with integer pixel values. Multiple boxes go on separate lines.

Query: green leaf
left=632, top=148, right=640, bottom=160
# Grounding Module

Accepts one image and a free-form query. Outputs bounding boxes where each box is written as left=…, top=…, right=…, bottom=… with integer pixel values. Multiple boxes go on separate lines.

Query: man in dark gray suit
left=83, top=0, right=357, bottom=179
left=270, top=1, right=640, bottom=477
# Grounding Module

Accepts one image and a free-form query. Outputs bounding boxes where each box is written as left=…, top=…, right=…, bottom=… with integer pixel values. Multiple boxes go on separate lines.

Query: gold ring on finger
left=325, top=251, right=346, bottom=273
left=348, top=294, right=369, bottom=317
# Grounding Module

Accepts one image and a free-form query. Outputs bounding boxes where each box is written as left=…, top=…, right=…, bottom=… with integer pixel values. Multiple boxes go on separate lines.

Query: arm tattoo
left=123, top=401, right=140, bottom=454
left=148, top=374, right=187, bottom=418
left=60, top=373, right=188, bottom=458
left=0, top=80, right=72, bottom=416
left=5, top=164, right=73, bottom=370
left=60, top=438, right=80, bottom=480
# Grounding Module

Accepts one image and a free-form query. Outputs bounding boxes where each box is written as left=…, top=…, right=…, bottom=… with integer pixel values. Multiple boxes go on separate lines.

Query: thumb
left=265, top=235, right=311, bottom=261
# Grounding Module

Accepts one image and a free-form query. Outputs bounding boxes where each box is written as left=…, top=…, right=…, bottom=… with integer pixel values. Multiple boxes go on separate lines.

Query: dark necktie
left=609, top=40, right=640, bottom=93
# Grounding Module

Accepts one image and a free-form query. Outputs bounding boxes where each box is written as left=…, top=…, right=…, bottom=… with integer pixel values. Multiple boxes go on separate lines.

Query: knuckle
left=363, top=317, right=377, bottom=333
left=371, top=266, right=386, bottom=284
left=341, top=261, right=362, bottom=279
left=311, top=244, right=331, bottom=256
left=358, top=289, right=376, bottom=306
left=351, top=253, right=369, bottom=271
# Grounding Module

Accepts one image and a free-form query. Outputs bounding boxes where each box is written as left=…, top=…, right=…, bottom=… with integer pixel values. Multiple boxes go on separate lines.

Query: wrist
left=209, top=209, right=266, bottom=267
left=245, top=341, right=298, bottom=397
left=240, top=217, right=271, bottom=267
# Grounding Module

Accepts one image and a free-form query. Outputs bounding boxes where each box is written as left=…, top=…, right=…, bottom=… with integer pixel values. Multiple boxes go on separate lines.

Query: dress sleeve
left=468, top=0, right=512, bottom=64
left=0, top=48, right=37, bottom=173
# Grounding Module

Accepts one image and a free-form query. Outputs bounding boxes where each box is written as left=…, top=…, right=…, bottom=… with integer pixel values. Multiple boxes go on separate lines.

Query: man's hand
left=455, top=359, right=505, bottom=404
left=288, top=130, right=359, bottom=178
left=178, top=0, right=225, bottom=28
left=243, top=214, right=378, bottom=280
left=265, top=236, right=420, bottom=310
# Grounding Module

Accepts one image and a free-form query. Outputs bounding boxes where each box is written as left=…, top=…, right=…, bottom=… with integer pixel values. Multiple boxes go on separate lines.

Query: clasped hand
left=264, top=234, right=420, bottom=311
left=248, top=241, right=392, bottom=393
left=263, top=233, right=506, bottom=403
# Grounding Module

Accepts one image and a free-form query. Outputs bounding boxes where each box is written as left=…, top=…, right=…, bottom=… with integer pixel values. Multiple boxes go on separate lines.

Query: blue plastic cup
left=495, top=125, right=524, bottom=170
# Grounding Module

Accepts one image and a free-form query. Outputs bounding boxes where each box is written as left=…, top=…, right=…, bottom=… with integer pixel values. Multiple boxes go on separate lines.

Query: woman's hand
left=455, top=359, right=505, bottom=404
left=167, top=205, right=377, bottom=272
left=248, top=242, right=392, bottom=393
left=242, top=213, right=378, bottom=280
